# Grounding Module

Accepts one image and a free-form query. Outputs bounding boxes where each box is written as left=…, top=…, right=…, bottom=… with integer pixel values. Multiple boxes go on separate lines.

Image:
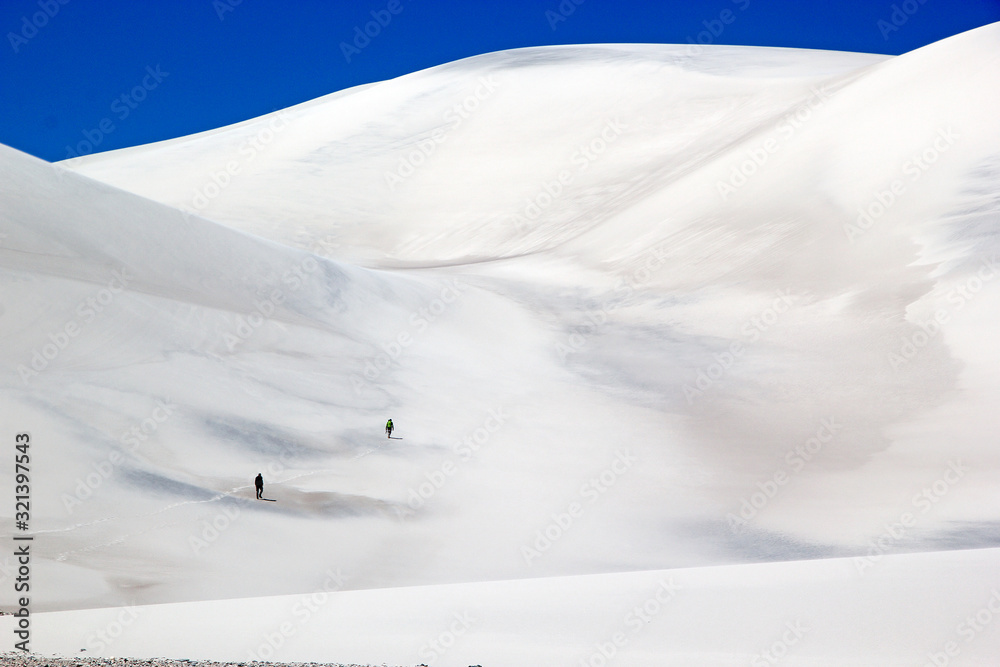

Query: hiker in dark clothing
left=255, top=473, right=263, bottom=499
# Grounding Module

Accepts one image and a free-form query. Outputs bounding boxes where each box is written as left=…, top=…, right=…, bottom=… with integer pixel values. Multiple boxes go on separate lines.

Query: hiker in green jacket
left=386, top=419, right=394, bottom=438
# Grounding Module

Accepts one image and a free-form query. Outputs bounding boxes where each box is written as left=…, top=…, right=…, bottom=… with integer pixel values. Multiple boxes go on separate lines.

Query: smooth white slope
left=0, top=144, right=729, bottom=612
left=62, top=27, right=1000, bottom=548
left=0, top=144, right=556, bottom=607
left=4, top=548, right=1000, bottom=666
left=61, top=44, right=891, bottom=266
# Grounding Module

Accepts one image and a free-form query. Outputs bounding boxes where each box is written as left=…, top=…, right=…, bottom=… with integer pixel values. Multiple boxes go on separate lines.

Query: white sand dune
left=10, top=547, right=1000, bottom=667
left=2, top=21, right=999, bottom=665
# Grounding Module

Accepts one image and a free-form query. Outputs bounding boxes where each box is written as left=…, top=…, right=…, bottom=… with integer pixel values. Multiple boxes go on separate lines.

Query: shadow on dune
left=245, top=484, right=399, bottom=519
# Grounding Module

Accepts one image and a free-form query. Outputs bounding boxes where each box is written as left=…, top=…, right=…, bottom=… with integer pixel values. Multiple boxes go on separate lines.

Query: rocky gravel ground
left=0, top=656, right=418, bottom=667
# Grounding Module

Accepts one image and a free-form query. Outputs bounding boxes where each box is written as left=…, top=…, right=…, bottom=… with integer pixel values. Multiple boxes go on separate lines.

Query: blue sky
left=2, top=0, right=998, bottom=162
